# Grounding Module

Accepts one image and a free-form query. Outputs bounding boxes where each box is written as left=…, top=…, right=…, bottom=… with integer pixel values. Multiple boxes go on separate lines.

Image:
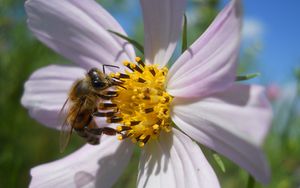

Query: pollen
left=109, top=57, right=173, bottom=147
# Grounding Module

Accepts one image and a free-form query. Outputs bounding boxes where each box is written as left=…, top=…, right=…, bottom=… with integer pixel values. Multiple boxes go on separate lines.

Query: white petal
left=167, top=0, right=242, bottom=98
left=25, top=0, right=135, bottom=70
left=140, top=0, right=186, bottom=66
left=21, top=65, right=85, bottom=129
left=30, top=137, right=134, bottom=188
left=137, top=128, right=220, bottom=188
left=172, top=84, right=272, bottom=184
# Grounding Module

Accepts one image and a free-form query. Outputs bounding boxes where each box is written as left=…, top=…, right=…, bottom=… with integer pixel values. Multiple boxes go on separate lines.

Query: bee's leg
left=102, top=127, right=119, bottom=135
left=97, top=90, right=123, bottom=100
left=107, top=116, right=123, bottom=123
left=112, top=81, right=126, bottom=90
left=87, top=128, right=103, bottom=135
left=112, top=82, right=127, bottom=89
left=102, top=91, right=118, bottom=96
left=112, top=78, right=124, bottom=84
left=74, top=128, right=87, bottom=137
left=88, top=127, right=119, bottom=136
left=92, top=111, right=115, bottom=117
left=75, top=128, right=100, bottom=145
left=98, top=102, right=117, bottom=110
left=84, top=129, right=100, bottom=145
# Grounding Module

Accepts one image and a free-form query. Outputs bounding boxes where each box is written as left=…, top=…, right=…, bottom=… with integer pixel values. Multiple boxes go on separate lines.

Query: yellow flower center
left=109, top=57, right=173, bottom=147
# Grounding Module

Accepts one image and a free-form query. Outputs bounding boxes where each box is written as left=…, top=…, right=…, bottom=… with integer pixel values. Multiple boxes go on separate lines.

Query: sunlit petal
left=137, top=128, right=220, bottom=188
left=30, top=137, right=133, bottom=188
left=167, top=0, right=242, bottom=98
left=172, top=84, right=272, bottom=183
left=21, top=65, right=85, bottom=129
left=140, top=0, right=186, bottom=66
left=25, top=0, right=135, bottom=71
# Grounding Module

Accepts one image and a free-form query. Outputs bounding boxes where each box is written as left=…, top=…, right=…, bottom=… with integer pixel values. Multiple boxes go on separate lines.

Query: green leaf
left=181, top=14, right=188, bottom=53
left=236, top=73, right=260, bottom=81
left=212, top=153, right=226, bottom=173
left=108, top=30, right=144, bottom=54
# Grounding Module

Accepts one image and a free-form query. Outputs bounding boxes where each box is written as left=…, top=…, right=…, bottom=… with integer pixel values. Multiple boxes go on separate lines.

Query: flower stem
left=247, top=175, right=255, bottom=188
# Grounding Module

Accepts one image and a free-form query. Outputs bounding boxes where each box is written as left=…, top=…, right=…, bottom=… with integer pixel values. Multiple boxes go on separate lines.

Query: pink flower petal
left=172, top=84, right=272, bottom=184
left=140, top=0, right=186, bottom=66
left=25, top=0, right=135, bottom=70
left=167, top=0, right=242, bottom=98
left=29, top=137, right=134, bottom=188
left=21, top=65, right=85, bottom=129
left=137, top=128, right=220, bottom=188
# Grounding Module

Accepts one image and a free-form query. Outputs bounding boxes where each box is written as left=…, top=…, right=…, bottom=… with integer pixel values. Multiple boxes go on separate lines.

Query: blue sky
left=109, top=0, right=300, bottom=85
left=240, top=0, right=300, bottom=84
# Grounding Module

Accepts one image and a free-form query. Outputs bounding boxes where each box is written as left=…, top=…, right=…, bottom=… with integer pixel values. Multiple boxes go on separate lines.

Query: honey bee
left=59, top=65, right=123, bottom=152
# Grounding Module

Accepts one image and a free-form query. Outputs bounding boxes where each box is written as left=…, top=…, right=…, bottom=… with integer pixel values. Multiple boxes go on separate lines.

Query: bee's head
left=88, top=68, right=110, bottom=90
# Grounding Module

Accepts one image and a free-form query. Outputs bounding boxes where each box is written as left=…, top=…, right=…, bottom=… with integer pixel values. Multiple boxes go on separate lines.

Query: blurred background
left=0, top=0, right=300, bottom=187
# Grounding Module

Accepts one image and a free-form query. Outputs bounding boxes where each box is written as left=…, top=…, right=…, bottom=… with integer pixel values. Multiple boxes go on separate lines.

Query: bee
left=59, top=65, right=123, bottom=152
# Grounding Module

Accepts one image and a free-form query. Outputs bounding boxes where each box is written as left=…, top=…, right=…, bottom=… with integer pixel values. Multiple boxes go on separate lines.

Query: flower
left=22, top=0, right=273, bottom=187
left=266, top=83, right=280, bottom=102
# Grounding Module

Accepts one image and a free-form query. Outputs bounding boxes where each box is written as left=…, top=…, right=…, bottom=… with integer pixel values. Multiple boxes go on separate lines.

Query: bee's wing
left=59, top=98, right=73, bottom=153
left=59, top=98, right=85, bottom=153
left=59, top=119, right=73, bottom=153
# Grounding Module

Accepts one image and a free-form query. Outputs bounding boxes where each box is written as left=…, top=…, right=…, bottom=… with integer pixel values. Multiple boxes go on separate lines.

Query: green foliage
left=187, top=0, right=219, bottom=44
left=212, top=153, right=226, bottom=173
left=247, top=175, right=255, bottom=188
left=236, top=73, right=260, bottom=81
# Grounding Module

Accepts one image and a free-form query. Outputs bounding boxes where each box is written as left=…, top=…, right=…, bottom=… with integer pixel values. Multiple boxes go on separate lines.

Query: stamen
left=143, top=135, right=151, bottom=143
left=143, top=96, right=150, bottom=100
left=139, top=142, right=145, bottom=147
left=107, top=116, right=123, bottom=123
left=109, top=57, right=173, bottom=147
left=152, top=124, right=159, bottom=130
left=133, top=65, right=143, bottom=73
left=145, top=108, right=154, bottom=113
left=116, top=125, right=131, bottom=132
left=137, top=77, right=146, bottom=83
left=130, top=121, right=141, bottom=126
left=119, top=73, right=130, bottom=79
left=149, top=67, right=156, bottom=76
left=123, top=61, right=135, bottom=72
left=118, top=134, right=131, bottom=140
left=135, top=57, right=145, bottom=67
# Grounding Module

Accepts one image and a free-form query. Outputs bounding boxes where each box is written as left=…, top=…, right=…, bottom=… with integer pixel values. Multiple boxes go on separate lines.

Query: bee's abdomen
left=68, top=108, right=94, bottom=129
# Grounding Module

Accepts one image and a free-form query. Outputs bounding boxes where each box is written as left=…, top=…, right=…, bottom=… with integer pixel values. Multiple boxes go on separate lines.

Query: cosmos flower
left=22, top=0, right=272, bottom=187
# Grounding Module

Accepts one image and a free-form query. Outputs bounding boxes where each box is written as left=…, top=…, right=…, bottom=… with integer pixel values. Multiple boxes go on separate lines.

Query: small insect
left=59, top=65, right=123, bottom=152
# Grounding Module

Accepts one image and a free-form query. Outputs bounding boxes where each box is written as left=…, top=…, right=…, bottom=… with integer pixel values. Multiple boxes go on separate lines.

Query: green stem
left=247, top=175, right=255, bottom=188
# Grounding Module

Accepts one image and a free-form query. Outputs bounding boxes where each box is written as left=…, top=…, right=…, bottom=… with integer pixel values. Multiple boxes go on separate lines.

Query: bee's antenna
left=102, top=64, right=119, bottom=74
